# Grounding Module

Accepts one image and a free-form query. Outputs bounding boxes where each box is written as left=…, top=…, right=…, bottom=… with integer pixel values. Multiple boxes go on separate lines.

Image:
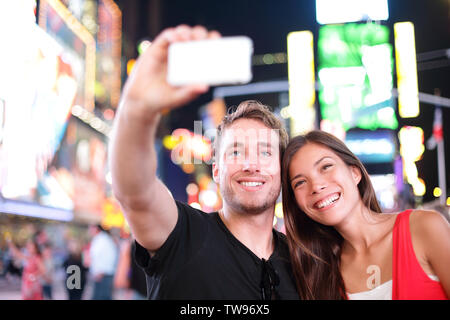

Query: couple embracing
left=109, top=25, right=449, bottom=300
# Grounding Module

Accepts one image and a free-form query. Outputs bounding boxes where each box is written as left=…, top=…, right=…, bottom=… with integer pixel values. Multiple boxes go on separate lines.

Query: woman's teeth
left=316, top=194, right=340, bottom=209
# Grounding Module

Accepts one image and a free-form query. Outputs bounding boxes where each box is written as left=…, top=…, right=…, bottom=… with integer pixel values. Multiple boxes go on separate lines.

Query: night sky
left=116, top=0, right=450, bottom=203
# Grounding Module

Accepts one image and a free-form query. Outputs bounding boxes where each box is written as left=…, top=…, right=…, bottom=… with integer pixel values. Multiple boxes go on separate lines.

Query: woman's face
left=288, top=142, right=362, bottom=227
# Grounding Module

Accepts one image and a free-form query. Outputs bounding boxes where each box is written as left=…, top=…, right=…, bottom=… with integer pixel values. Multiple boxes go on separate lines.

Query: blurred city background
left=0, top=0, right=448, bottom=300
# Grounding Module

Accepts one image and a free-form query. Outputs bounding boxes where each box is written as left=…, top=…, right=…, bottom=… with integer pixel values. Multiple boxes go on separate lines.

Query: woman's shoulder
left=408, top=209, right=449, bottom=255
left=409, top=209, right=449, bottom=234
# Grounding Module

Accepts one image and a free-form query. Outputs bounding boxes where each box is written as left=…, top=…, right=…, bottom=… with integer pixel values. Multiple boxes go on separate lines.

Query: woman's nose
left=311, top=180, right=327, bottom=194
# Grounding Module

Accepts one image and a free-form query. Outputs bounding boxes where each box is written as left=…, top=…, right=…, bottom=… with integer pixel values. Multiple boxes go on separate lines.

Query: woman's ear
left=350, top=165, right=362, bottom=185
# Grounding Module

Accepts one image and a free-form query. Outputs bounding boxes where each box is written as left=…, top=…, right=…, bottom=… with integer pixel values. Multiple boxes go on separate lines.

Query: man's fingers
left=208, top=30, right=222, bottom=39
left=192, top=25, right=209, bottom=40
left=141, top=26, right=221, bottom=65
left=151, top=27, right=176, bottom=48
left=139, top=27, right=176, bottom=64
left=173, top=24, right=193, bottom=41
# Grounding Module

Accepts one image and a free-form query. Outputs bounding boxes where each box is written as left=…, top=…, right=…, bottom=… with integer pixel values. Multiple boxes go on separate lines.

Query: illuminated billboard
left=39, top=0, right=96, bottom=112
left=394, top=22, right=419, bottom=118
left=0, top=2, right=106, bottom=222
left=345, top=130, right=396, bottom=164
left=318, top=23, right=398, bottom=132
left=316, top=0, right=389, bottom=25
left=96, top=0, right=122, bottom=109
left=287, top=31, right=316, bottom=136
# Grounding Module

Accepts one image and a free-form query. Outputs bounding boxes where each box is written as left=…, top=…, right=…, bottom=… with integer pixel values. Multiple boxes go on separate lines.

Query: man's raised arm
left=108, top=25, right=220, bottom=252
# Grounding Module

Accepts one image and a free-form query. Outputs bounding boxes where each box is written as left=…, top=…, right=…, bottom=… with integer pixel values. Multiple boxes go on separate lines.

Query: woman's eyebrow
left=290, top=156, right=333, bottom=182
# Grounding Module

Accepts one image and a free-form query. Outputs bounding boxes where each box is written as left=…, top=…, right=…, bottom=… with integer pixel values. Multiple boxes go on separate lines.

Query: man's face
left=213, top=119, right=281, bottom=215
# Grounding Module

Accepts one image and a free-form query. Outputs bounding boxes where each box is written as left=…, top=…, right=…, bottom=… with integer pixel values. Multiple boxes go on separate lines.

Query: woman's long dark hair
left=281, top=131, right=381, bottom=299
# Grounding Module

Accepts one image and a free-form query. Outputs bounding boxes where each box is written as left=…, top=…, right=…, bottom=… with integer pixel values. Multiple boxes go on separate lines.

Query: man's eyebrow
left=224, top=142, right=244, bottom=150
left=258, top=142, right=275, bottom=149
left=290, top=156, right=333, bottom=182
left=224, top=141, right=275, bottom=149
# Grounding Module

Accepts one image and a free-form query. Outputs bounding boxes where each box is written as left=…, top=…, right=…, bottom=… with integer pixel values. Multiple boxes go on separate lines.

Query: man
left=109, top=25, right=299, bottom=299
left=89, top=224, right=118, bottom=300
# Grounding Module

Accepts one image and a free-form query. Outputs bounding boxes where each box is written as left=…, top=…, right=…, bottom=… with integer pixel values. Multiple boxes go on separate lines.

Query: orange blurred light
left=127, top=59, right=136, bottom=75
left=181, top=163, right=195, bottom=174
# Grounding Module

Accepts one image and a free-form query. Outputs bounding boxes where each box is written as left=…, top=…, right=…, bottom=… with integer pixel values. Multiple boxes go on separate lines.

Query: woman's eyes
left=293, top=180, right=305, bottom=188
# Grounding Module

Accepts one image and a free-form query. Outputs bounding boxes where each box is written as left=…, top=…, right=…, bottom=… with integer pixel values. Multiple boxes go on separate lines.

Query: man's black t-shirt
left=134, top=201, right=300, bottom=300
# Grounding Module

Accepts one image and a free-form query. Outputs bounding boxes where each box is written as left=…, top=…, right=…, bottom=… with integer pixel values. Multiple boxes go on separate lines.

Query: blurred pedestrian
left=41, top=243, right=54, bottom=300
left=7, top=238, right=45, bottom=300
left=63, top=240, right=88, bottom=300
left=89, top=224, right=118, bottom=300
left=34, top=229, right=49, bottom=249
left=113, top=237, right=147, bottom=300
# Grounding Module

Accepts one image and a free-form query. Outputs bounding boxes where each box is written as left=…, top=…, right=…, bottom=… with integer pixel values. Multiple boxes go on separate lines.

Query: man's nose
left=242, top=154, right=261, bottom=172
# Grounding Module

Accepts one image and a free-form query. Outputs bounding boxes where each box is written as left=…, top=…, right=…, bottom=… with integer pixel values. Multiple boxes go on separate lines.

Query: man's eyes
left=228, top=150, right=242, bottom=157
left=227, top=150, right=272, bottom=157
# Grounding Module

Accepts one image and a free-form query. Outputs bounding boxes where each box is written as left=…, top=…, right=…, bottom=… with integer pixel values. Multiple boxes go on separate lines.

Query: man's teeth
left=317, top=194, right=340, bottom=209
left=240, top=181, right=263, bottom=187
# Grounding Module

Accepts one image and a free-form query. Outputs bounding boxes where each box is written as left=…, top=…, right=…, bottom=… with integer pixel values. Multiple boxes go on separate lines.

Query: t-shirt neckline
left=211, top=211, right=280, bottom=264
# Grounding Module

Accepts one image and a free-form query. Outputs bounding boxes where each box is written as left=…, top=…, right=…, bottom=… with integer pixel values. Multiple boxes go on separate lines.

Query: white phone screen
left=167, top=36, right=253, bottom=86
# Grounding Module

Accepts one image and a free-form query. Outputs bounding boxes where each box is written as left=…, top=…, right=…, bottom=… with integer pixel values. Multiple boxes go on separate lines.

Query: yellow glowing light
left=39, top=0, right=96, bottom=112
left=273, top=216, right=278, bottom=226
left=394, top=22, right=419, bottom=118
left=287, top=30, right=316, bottom=136
left=398, top=126, right=424, bottom=162
left=412, top=178, right=426, bottom=197
left=446, top=197, right=450, bottom=207
left=163, top=135, right=179, bottom=150
left=102, top=198, right=126, bottom=229
left=275, top=202, right=283, bottom=219
left=398, top=126, right=426, bottom=197
left=433, top=187, right=442, bottom=198
left=191, top=135, right=212, bottom=162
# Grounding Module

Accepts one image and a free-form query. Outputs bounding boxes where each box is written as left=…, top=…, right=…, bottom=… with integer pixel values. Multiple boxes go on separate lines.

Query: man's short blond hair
left=213, top=100, right=288, bottom=164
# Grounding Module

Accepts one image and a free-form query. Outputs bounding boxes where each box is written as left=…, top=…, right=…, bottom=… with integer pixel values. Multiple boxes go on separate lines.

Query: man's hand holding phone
left=120, top=25, right=221, bottom=119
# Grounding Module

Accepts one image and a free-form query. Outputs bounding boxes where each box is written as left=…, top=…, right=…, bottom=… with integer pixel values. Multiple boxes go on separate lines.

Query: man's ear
left=351, top=165, right=362, bottom=185
left=212, top=162, right=219, bottom=184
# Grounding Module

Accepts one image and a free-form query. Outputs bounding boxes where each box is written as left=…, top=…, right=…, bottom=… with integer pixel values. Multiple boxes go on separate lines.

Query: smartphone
left=167, top=36, right=253, bottom=86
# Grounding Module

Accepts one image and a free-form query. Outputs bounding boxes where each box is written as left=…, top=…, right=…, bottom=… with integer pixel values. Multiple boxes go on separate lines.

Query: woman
left=7, top=238, right=45, bottom=300
left=281, top=130, right=450, bottom=299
